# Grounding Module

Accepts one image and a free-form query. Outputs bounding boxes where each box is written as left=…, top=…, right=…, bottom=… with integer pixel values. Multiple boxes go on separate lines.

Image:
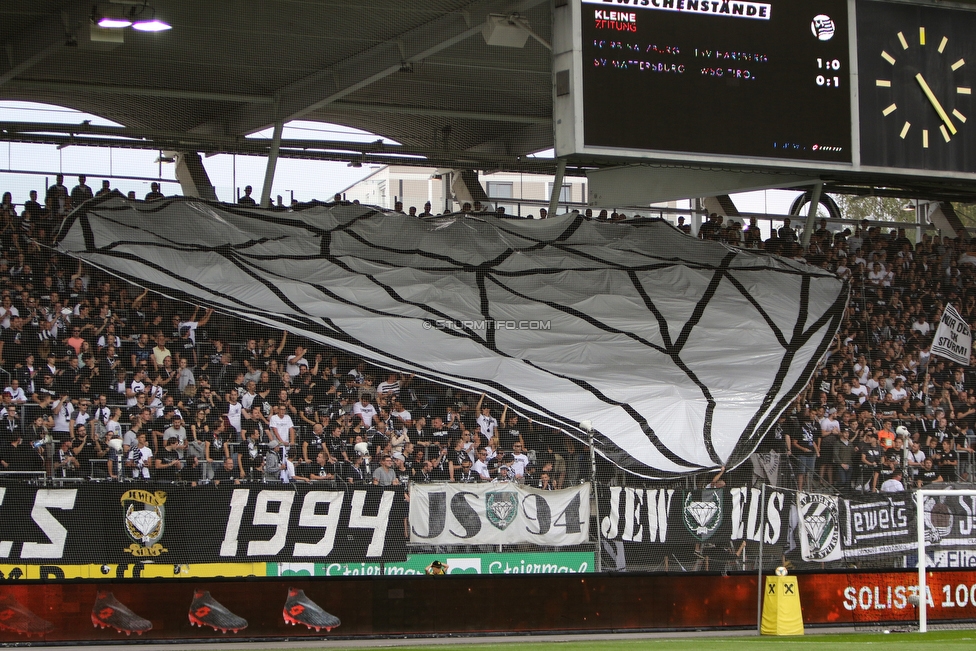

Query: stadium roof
left=2, top=0, right=976, bottom=199
left=0, top=0, right=557, bottom=172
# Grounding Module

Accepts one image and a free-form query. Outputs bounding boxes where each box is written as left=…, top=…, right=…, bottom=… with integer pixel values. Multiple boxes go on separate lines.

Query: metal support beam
left=0, top=127, right=574, bottom=175
left=327, top=101, right=549, bottom=125
left=548, top=158, right=566, bottom=217
left=6, top=79, right=272, bottom=104
left=442, top=171, right=452, bottom=214
left=260, top=121, right=283, bottom=209
left=692, top=198, right=704, bottom=237
left=171, top=151, right=218, bottom=201
left=801, top=181, right=823, bottom=249
left=0, top=41, right=65, bottom=87
left=0, top=120, right=561, bottom=170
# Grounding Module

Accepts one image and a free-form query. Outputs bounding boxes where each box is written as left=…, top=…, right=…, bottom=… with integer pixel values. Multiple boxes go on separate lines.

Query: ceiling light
left=95, top=3, right=172, bottom=32
left=132, top=7, right=172, bottom=32
left=94, top=5, right=132, bottom=28
left=132, top=17, right=172, bottom=31
left=98, top=16, right=132, bottom=28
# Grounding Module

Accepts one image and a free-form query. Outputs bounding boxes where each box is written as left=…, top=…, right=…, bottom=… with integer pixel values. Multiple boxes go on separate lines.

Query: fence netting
left=0, top=199, right=974, bottom=584
left=3, top=427, right=974, bottom=578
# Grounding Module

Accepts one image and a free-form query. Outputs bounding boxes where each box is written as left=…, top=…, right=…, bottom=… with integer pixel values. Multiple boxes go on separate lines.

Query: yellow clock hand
left=916, top=73, right=958, bottom=135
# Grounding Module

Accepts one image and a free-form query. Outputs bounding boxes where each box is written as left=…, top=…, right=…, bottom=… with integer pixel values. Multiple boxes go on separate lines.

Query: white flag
left=931, top=303, right=971, bottom=366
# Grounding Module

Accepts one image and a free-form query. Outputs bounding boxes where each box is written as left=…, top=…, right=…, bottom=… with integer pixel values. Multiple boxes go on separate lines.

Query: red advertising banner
left=0, top=570, right=973, bottom=642
left=801, top=571, right=976, bottom=624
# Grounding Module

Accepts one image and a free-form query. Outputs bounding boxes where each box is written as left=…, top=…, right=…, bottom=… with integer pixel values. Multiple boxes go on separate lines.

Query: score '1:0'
left=818, top=58, right=841, bottom=70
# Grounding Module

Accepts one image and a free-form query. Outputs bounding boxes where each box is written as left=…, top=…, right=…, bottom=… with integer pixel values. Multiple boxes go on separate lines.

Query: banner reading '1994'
left=0, top=484, right=407, bottom=564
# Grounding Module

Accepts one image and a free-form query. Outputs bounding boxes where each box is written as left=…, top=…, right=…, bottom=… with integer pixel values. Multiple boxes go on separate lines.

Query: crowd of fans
left=0, top=178, right=974, bottom=496
left=0, top=179, right=581, bottom=489
left=734, top=214, right=976, bottom=493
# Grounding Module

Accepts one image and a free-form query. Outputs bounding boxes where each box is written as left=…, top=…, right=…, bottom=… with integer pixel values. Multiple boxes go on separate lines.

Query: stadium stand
left=0, top=183, right=973, bottom=575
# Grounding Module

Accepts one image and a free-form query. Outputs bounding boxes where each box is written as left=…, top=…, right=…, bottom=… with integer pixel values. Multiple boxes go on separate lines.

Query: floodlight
left=132, top=10, right=172, bottom=32
left=94, top=5, right=132, bottom=28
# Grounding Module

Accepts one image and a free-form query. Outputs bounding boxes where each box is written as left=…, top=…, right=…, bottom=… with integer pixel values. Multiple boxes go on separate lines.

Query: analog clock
left=874, top=27, right=967, bottom=148
left=857, top=2, right=976, bottom=172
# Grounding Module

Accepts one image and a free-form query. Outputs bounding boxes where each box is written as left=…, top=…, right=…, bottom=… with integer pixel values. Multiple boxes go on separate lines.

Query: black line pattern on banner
left=242, top=253, right=485, bottom=344
left=735, top=275, right=812, bottom=451
left=626, top=272, right=722, bottom=466
left=728, top=279, right=850, bottom=467
left=58, top=198, right=848, bottom=478
left=720, top=271, right=789, bottom=348
left=70, top=245, right=652, bottom=476
left=483, top=276, right=696, bottom=467
left=311, top=227, right=683, bottom=467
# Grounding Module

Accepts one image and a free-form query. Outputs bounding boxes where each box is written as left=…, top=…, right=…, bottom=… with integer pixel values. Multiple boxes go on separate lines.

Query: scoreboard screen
left=578, top=0, right=853, bottom=163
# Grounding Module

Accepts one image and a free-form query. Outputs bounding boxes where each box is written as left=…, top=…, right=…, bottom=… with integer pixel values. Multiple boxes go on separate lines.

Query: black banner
left=598, top=486, right=793, bottom=571
left=596, top=486, right=937, bottom=570
left=0, top=483, right=407, bottom=564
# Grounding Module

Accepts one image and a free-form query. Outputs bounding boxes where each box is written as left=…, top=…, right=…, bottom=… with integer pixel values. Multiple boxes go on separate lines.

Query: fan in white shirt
left=126, top=371, right=147, bottom=407
left=3, top=382, right=27, bottom=403
left=52, top=396, right=74, bottom=438
left=285, top=345, right=309, bottom=378
left=268, top=405, right=295, bottom=449
left=353, top=395, right=378, bottom=427
left=476, top=410, right=497, bottom=442
left=472, top=448, right=491, bottom=481
left=510, top=442, right=529, bottom=479
left=176, top=306, right=213, bottom=344
left=820, top=412, right=840, bottom=435
left=889, top=384, right=908, bottom=402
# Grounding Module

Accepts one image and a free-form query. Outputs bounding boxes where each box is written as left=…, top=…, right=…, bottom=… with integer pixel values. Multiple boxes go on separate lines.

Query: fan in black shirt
left=309, top=451, right=339, bottom=483
left=0, top=434, right=43, bottom=473
left=937, top=439, right=959, bottom=481
left=212, top=456, right=239, bottom=485
left=326, top=425, right=348, bottom=462
left=916, top=458, right=943, bottom=487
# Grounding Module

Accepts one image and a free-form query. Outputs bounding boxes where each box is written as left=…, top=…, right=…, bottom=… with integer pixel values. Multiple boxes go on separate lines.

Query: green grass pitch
left=273, top=630, right=974, bottom=651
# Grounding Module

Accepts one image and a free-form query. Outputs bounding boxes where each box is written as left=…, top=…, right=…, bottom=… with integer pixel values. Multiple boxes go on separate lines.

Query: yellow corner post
left=761, top=568, right=804, bottom=635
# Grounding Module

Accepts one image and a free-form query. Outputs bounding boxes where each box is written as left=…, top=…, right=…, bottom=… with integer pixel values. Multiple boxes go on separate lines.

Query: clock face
left=858, top=1, right=976, bottom=172
left=875, top=28, right=968, bottom=149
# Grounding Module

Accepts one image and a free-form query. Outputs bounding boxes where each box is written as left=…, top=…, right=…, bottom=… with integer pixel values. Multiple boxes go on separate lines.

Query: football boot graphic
left=187, top=590, right=248, bottom=633
left=0, top=593, right=55, bottom=637
left=282, top=588, right=340, bottom=632
left=91, top=591, right=152, bottom=635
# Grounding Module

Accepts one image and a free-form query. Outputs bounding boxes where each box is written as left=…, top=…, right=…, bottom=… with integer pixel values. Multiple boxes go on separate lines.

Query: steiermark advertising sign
left=268, top=552, right=596, bottom=577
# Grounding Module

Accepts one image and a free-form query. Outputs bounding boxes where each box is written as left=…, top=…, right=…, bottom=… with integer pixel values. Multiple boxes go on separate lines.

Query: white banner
left=409, top=483, right=590, bottom=546
left=797, top=492, right=843, bottom=562
left=931, top=303, right=971, bottom=366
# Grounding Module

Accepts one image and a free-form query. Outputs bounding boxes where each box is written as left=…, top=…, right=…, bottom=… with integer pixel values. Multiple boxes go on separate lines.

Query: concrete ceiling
left=0, top=0, right=555, bottom=168
left=3, top=1, right=976, bottom=200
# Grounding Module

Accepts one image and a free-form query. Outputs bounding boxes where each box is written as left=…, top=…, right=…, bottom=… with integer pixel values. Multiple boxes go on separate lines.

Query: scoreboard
left=554, top=0, right=976, bottom=180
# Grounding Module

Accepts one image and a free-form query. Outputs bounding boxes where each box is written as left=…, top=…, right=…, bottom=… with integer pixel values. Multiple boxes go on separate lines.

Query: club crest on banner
left=121, top=489, right=169, bottom=557
left=798, top=492, right=841, bottom=561
left=683, top=490, right=723, bottom=541
left=486, top=492, right=519, bottom=530
left=923, top=496, right=955, bottom=543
